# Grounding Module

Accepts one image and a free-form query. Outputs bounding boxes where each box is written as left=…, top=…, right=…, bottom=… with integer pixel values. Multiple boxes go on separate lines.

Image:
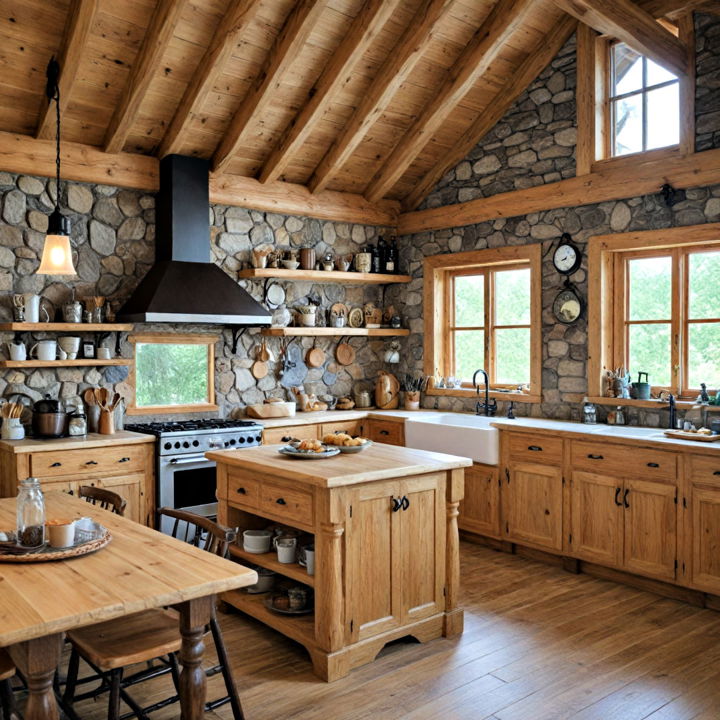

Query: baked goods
left=296, top=439, right=326, bottom=453
left=323, top=433, right=369, bottom=447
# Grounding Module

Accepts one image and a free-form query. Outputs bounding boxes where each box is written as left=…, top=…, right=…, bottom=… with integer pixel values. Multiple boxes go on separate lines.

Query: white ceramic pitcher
left=22, top=294, right=50, bottom=323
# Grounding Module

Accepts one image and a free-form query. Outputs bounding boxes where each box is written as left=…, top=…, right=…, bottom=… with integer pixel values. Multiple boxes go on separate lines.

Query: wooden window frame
left=576, top=17, right=694, bottom=176
left=127, top=333, right=219, bottom=416
left=588, top=223, right=720, bottom=401
left=424, top=246, right=542, bottom=403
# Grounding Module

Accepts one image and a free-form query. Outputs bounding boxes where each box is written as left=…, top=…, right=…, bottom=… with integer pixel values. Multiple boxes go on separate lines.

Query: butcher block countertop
left=207, top=442, right=471, bottom=488
left=0, top=430, right=155, bottom=454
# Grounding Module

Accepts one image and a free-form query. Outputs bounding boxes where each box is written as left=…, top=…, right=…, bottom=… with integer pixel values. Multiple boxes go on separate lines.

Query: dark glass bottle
left=377, top=236, right=388, bottom=273
left=371, top=242, right=381, bottom=274
left=386, top=235, right=398, bottom=273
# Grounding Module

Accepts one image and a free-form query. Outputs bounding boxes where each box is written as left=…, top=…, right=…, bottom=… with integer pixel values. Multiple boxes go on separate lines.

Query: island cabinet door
left=345, top=480, right=403, bottom=643
left=623, top=479, right=677, bottom=582
left=503, top=462, right=563, bottom=552
left=569, top=471, right=624, bottom=568
left=459, top=463, right=500, bottom=538
left=398, top=474, right=446, bottom=624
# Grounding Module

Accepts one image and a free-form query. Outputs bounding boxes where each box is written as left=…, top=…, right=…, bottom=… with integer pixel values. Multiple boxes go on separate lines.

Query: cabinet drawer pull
left=236, top=487, right=247, bottom=495
left=527, top=445, right=542, bottom=452
left=275, top=498, right=287, bottom=506
left=401, top=495, right=410, bottom=511
left=391, top=497, right=402, bottom=512
left=85, top=460, right=98, bottom=465
left=587, top=454, right=604, bottom=460
left=614, top=487, right=622, bottom=506
left=647, top=462, right=659, bottom=468
left=50, top=462, right=62, bottom=468
left=379, top=430, right=390, bottom=436
left=281, top=436, right=292, bottom=442
left=714, top=471, right=720, bottom=476
left=623, top=489, right=630, bottom=508
left=118, top=457, right=130, bottom=463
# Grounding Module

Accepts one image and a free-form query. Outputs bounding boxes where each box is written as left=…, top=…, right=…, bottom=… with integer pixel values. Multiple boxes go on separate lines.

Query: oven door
left=158, top=454, right=217, bottom=535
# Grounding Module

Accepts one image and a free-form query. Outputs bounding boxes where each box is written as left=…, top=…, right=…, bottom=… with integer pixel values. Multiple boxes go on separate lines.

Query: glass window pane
left=494, top=268, right=531, bottom=325
left=454, top=330, right=484, bottom=382
left=628, top=324, right=671, bottom=387
left=495, top=328, right=530, bottom=385
left=454, top=274, right=484, bottom=327
left=613, top=94, right=643, bottom=156
left=136, top=343, right=209, bottom=407
left=688, top=323, right=720, bottom=390
left=647, top=83, right=679, bottom=150
left=628, top=256, right=672, bottom=320
left=689, top=251, right=720, bottom=320
left=646, top=58, right=677, bottom=87
left=613, top=44, right=643, bottom=95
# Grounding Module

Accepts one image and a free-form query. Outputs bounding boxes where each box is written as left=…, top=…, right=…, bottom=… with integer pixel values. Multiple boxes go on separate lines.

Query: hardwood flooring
left=15, top=541, right=720, bottom=719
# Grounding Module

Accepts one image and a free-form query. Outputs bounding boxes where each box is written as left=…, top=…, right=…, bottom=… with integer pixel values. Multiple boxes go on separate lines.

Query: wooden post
left=316, top=520, right=345, bottom=652
left=176, top=595, right=213, bottom=720
left=444, top=468, right=464, bottom=637
left=8, top=634, right=63, bottom=720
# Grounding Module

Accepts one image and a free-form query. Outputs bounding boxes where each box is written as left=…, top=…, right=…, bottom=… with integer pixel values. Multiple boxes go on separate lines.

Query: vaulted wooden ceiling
left=0, top=0, right=713, bottom=217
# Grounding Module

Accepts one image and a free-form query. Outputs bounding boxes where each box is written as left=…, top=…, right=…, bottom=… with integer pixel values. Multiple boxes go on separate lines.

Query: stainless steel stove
left=125, top=418, right=263, bottom=533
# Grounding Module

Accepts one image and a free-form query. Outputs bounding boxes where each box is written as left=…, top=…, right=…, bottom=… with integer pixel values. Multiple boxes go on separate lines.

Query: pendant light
left=37, top=57, right=77, bottom=276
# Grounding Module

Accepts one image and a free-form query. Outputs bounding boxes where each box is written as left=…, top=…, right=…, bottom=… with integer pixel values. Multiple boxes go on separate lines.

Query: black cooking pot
left=32, top=394, right=68, bottom=438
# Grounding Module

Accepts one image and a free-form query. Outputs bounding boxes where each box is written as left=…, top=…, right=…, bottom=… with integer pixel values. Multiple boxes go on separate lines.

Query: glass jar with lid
left=17, top=477, right=45, bottom=548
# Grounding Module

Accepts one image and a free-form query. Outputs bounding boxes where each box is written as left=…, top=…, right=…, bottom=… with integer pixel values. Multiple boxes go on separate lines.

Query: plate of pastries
left=323, top=432, right=373, bottom=453
left=279, top=438, right=341, bottom=459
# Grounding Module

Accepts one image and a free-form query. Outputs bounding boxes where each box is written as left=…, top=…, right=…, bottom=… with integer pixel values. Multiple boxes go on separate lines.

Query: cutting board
left=663, top=430, right=720, bottom=442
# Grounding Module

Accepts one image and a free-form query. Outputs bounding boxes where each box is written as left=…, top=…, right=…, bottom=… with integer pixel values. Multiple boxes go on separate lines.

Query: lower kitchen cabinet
left=459, top=463, right=500, bottom=538
left=365, top=419, right=405, bottom=446
left=97, top=473, right=145, bottom=525
left=686, top=454, right=720, bottom=594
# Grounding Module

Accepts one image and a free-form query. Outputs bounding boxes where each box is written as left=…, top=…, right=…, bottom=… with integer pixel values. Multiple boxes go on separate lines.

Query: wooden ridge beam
left=104, top=0, right=185, bottom=154
left=212, top=0, right=328, bottom=175
left=402, top=16, right=577, bottom=212
left=36, top=0, right=99, bottom=140
left=158, top=0, right=263, bottom=159
left=0, top=131, right=397, bottom=226
left=397, top=147, right=720, bottom=235
left=308, top=0, right=454, bottom=195
left=258, top=0, right=403, bottom=185
left=637, top=0, right=718, bottom=20
left=364, top=0, right=535, bottom=204
left=553, top=0, right=689, bottom=77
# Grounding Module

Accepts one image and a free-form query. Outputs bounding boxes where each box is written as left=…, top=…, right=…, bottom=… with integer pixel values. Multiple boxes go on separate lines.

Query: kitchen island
left=207, top=442, right=471, bottom=681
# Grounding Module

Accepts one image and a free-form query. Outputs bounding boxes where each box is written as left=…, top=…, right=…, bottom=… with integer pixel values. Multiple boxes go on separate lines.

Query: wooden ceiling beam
left=402, top=17, right=578, bottom=212
left=258, top=0, right=403, bottom=185
left=104, top=0, right=185, bottom=154
left=36, top=0, right=99, bottom=140
left=212, top=0, right=328, bottom=175
left=309, top=0, right=453, bottom=196
left=158, top=0, right=263, bottom=159
left=637, top=0, right=718, bottom=20
left=363, top=0, right=536, bottom=204
left=553, top=0, right=689, bottom=77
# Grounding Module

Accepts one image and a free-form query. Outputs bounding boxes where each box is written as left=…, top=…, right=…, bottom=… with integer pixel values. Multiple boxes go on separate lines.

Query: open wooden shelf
left=0, top=323, right=133, bottom=332
left=0, top=359, right=132, bottom=368
left=238, top=268, right=411, bottom=284
left=221, top=587, right=315, bottom=647
left=261, top=327, right=410, bottom=337
left=229, top=544, right=315, bottom=587
left=587, top=396, right=720, bottom=412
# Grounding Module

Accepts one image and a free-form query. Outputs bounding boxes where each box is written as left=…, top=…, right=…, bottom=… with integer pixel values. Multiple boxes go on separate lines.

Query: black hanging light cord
left=45, top=57, right=70, bottom=236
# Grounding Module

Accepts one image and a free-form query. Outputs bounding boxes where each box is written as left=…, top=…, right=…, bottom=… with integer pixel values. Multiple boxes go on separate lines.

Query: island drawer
left=262, top=425, right=319, bottom=445
left=688, top=455, right=720, bottom=485
left=571, top=441, right=677, bottom=480
left=224, top=470, right=261, bottom=509
left=366, top=420, right=404, bottom=446
left=321, top=421, right=363, bottom=438
left=507, top=434, right=563, bottom=465
left=29, top=445, right=145, bottom=479
left=259, top=481, right=314, bottom=527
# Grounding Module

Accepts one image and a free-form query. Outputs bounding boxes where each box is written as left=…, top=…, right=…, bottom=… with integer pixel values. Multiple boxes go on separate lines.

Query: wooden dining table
left=0, top=493, right=257, bottom=720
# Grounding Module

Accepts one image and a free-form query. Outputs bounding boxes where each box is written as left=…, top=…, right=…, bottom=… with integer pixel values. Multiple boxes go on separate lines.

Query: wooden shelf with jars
left=228, top=543, right=315, bottom=588
left=0, top=359, right=132, bottom=369
left=238, top=268, right=411, bottom=285
left=260, top=327, right=409, bottom=337
left=0, top=323, right=134, bottom=332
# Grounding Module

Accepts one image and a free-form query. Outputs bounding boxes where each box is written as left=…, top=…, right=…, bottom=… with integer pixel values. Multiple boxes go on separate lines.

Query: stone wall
left=399, top=12, right=720, bottom=428
left=0, top=172, right=392, bottom=419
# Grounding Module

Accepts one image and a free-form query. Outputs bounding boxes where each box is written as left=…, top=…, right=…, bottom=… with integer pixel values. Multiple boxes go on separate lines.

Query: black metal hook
left=661, top=183, right=677, bottom=207
left=230, top=327, right=247, bottom=355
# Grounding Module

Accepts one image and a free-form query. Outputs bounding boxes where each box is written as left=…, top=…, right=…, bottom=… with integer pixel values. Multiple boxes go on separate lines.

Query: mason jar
left=17, top=477, right=45, bottom=548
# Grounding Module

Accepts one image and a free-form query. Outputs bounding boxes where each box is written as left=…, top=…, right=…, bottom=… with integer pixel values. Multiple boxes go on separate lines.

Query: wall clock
left=553, top=281, right=583, bottom=324
left=553, top=233, right=582, bottom=275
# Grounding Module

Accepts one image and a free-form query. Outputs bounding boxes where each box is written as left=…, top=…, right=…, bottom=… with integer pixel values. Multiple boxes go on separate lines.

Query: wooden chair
left=77, top=486, right=127, bottom=516
left=0, top=649, right=20, bottom=720
left=62, top=508, right=244, bottom=720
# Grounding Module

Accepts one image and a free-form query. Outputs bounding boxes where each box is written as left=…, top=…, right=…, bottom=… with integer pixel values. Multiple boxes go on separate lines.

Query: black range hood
left=117, top=155, right=271, bottom=326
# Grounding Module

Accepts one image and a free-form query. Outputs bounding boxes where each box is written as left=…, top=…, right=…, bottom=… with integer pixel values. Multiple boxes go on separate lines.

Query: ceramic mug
left=47, top=520, right=76, bottom=548
left=242, top=529, right=273, bottom=554
left=58, top=336, right=80, bottom=360
left=97, top=347, right=111, bottom=360
left=275, top=536, right=297, bottom=564
left=6, top=342, right=26, bottom=361
left=298, top=544, right=315, bottom=576
left=30, top=340, right=57, bottom=361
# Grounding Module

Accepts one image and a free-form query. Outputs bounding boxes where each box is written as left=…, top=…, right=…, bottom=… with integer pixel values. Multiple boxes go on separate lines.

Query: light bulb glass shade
left=37, top=234, right=77, bottom=275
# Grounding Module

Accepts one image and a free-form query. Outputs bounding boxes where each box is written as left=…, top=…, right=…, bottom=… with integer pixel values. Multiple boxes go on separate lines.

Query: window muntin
left=687, top=250, right=720, bottom=389
left=610, top=43, right=679, bottom=156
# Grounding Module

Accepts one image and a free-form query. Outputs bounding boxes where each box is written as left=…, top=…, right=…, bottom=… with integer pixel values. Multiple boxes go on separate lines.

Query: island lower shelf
left=228, top=543, right=315, bottom=587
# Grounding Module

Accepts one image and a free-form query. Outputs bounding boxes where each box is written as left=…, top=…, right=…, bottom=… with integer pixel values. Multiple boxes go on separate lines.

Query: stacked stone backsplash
left=0, top=171, right=393, bottom=420
left=399, top=12, right=720, bottom=429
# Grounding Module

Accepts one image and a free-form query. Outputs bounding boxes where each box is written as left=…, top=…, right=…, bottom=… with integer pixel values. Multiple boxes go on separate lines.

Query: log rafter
left=364, top=0, right=536, bottom=204
left=212, top=0, right=329, bottom=175
left=158, top=0, right=264, bottom=159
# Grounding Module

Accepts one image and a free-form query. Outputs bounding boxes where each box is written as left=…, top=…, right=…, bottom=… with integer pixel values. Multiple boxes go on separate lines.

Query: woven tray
left=0, top=530, right=111, bottom=562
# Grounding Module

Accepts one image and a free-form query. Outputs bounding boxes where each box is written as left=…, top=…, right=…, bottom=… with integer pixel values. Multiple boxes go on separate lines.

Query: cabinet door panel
left=505, top=463, right=563, bottom=551
left=345, top=482, right=402, bottom=643
left=459, top=463, right=500, bottom=538
left=689, top=484, right=720, bottom=594
left=623, top=479, right=677, bottom=581
left=97, top=473, right=144, bottom=524
left=366, top=420, right=404, bottom=446
left=570, top=472, right=623, bottom=568
left=400, top=474, right=445, bottom=623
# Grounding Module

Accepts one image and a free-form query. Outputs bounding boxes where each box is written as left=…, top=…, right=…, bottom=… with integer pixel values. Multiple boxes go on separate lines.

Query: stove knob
left=236, top=437, right=244, bottom=444
left=174, top=442, right=181, bottom=449
left=229, top=438, right=237, bottom=445
left=182, top=441, right=190, bottom=448
left=164, top=442, right=172, bottom=450
left=255, top=435, right=262, bottom=443
left=224, top=441, right=231, bottom=448
left=192, top=440, right=199, bottom=447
